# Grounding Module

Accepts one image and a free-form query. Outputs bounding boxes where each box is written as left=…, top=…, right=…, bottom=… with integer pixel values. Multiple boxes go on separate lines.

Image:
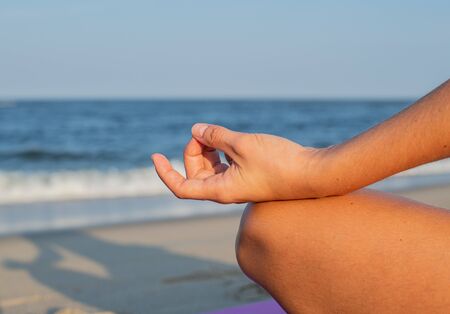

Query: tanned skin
left=153, top=79, right=450, bottom=313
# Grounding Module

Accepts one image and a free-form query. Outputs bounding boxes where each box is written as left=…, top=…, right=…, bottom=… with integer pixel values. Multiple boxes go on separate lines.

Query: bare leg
left=236, top=190, right=450, bottom=313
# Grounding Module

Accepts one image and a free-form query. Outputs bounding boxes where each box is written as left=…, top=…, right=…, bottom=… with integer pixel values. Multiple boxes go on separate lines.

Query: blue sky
left=0, top=0, right=449, bottom=99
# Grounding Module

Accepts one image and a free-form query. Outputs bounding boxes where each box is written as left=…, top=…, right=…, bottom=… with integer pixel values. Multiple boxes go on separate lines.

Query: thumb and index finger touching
left=191, top=123, right=240, bottom=159
left=151, top=123, right=241, bottom=200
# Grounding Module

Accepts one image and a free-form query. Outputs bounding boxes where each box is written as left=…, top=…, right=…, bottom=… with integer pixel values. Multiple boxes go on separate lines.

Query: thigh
left=236, top=190, right=450, bottom=314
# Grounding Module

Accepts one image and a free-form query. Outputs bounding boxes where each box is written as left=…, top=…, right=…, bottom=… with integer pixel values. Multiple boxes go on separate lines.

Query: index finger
left=183, top=138, right=205, bottom=178
left=152, top=153, right=213, bottom=200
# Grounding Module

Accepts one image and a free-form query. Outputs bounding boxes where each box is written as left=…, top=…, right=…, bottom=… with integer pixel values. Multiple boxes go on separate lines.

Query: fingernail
left=192, top=123, right=208, bottom=138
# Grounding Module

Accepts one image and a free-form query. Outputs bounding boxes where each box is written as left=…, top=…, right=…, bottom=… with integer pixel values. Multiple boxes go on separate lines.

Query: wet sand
left=0, top=186, right=449, bottom=314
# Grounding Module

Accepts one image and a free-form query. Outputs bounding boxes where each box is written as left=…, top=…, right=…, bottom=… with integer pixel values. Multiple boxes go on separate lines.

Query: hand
left=152, top=123, right=329, bottom=203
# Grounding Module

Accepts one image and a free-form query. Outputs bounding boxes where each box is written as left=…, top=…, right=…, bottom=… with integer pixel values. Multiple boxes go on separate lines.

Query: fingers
left=202, top=145, right=222, bottom=171
left=152, top=153, right=187, bottom=196
left=183, top=138, right=222, bottom=178
left=152, top=153, right=227, bottom=201
left=183, top=138, right=205, bottom=178
left=153, top=123, right=243, bottom=203
left=191, top=123, right=240, bottom=158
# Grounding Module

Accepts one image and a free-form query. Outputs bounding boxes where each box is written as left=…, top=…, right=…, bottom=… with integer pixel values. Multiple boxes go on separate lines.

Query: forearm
left=153, top=80, right=450, bottom=203
left=323, top=79, right=450, bottom=195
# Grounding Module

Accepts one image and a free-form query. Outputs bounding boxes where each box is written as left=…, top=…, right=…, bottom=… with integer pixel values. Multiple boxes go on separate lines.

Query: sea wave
left=0, top=159, right=449, bottom=205
left=0, top=149, right=118, bottom=161
left=0, top=160, right=184, bottom=205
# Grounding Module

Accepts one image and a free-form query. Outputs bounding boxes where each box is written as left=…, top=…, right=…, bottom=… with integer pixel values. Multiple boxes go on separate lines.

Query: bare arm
left=152, top=80, right=450, bottom=203
left=322, top=79, right=450, bottom=195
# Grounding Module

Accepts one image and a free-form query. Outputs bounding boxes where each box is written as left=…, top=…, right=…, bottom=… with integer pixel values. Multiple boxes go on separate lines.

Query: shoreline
left=0, top=184, right=449, bottom=313
left=395, top=183, right=450, bottom=208
left=1, top=183, right=449, bottom=239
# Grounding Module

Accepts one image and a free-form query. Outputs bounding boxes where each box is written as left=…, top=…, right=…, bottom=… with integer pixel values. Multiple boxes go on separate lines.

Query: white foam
left=0, top=158, right=449, bottom=205
left=0, top=160, right=185, bottom=205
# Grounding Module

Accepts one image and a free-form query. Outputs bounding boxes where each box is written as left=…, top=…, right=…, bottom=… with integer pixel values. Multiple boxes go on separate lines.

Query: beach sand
left=0, top=186, right=449, bottom=314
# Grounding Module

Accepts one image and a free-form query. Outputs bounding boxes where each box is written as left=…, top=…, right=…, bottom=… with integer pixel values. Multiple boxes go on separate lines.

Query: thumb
left=191, top=123, right=239, bottom=157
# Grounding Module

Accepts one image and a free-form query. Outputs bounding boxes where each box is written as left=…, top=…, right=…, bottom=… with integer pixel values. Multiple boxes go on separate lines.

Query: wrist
left=307, top=145, right=352, bottom=198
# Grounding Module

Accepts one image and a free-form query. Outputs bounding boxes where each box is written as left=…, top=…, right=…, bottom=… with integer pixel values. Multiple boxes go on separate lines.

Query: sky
left=0, top=0, right=449, bottom=99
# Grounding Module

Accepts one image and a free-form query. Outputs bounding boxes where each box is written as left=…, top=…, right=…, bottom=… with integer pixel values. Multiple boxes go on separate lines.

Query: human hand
left=152, top=123, right=330, bottom=203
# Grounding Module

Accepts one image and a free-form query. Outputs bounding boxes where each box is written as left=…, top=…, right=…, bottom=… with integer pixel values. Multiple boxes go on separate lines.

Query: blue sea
left=1, top=99, right=450, bottom=235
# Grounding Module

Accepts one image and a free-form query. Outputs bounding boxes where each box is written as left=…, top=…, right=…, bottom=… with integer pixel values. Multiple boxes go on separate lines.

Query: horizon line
left=0, top=95, right=416, bottom=103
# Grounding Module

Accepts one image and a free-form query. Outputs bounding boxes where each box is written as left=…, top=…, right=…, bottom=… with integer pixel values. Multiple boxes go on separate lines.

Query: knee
left=235, top=202, right=283, bottom=282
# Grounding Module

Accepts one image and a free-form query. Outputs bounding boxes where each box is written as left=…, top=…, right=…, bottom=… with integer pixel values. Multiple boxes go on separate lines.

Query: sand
left=0, top=186, right=449, bottom=314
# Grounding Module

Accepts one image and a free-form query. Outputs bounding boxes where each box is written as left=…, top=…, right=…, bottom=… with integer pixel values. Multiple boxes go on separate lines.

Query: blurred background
left=0, top=1, right=449, bottom=313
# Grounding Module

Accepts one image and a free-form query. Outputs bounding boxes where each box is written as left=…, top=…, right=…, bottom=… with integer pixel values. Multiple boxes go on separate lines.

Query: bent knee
left=235, top=201, right=290, bottom=281
left=235, top=196, right=349, bottom=281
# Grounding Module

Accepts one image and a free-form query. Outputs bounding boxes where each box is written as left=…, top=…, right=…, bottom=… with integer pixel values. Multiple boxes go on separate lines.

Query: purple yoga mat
left=204, top=299, right=286, bottom=314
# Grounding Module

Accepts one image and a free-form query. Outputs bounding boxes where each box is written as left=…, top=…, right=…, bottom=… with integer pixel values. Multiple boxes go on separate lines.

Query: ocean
left=1, top=99, right=450, bottom=235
